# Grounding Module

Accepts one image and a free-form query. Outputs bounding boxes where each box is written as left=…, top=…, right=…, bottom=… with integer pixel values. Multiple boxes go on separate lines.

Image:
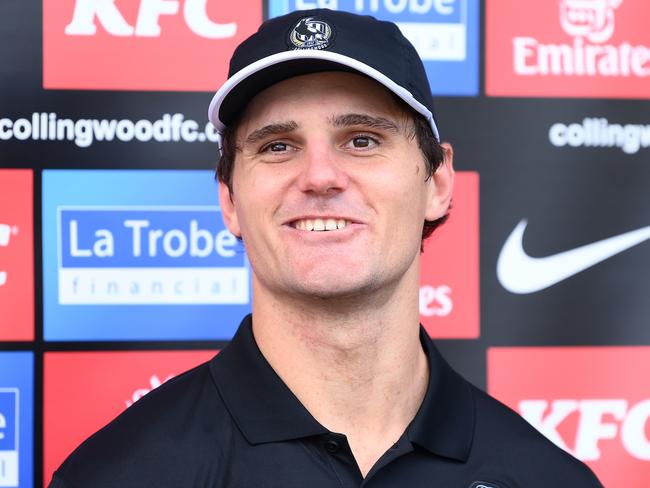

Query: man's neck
left=250, top=275, right=429, bottom=477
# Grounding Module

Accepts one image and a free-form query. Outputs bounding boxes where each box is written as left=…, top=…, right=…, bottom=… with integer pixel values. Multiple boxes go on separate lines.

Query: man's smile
left=290, top=218, right=351, bottom=231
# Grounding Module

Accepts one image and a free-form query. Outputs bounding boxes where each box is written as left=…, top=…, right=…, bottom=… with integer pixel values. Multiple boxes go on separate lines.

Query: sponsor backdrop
left=0, top=0, right=648, bottom=486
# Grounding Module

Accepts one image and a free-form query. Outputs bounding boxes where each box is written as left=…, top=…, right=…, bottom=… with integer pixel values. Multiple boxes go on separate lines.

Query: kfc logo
left=419, top=172, right=479, bottom=339
left=559, top=0, right=622, bottom=43
left=43, top=0, right=262, bottom=90
left=520, top=398, right=650, bottom=461
left=44, top=350, right=216, bottom=485
left=0, top=170, right=33, bottom=341
left=486, top=0, right=650, bottom=98
left=488, top=347, right=650, bottom=486
left=65, top=0, right=236, bottom=38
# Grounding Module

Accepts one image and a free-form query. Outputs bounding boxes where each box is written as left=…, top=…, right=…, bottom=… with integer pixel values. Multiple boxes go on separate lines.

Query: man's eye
left=349, top=136, right=377, bottom=149
left=263, top=142, right=288, bottom=152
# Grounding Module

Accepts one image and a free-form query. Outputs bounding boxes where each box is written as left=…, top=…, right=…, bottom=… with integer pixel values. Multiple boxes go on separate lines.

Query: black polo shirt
left=50, top=315, right=602, bottom=487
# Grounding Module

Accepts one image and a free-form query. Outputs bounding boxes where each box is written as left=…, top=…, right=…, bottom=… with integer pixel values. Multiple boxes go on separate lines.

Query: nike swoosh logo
left=497, top=220, right=650, bottom=294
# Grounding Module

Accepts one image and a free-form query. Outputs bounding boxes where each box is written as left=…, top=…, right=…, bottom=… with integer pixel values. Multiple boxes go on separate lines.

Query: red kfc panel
left=488, top=347, right=650, bottom=487
left=43, top=0, right=262, bottom=91
left=419, top=171, right=479, bottom=339
left=43, top=350, right=216, bottom=486
left=0, top=169, right=34, bottom=341
left=486, top=0, right=650, bottom=98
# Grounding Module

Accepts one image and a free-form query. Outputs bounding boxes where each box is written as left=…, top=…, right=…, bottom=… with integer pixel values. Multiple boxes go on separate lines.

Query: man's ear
left=425, top=142, right=455, bottom=222
left=218, top=180, right=241, bottom=238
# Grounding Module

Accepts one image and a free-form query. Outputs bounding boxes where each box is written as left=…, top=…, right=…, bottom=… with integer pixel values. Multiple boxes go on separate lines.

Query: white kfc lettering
left=65, top=0, right=236, bottom=38
left=519, top=399, right=650, bottom=461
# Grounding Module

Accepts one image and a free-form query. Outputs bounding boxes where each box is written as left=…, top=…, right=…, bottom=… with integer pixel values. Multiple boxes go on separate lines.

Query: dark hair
left=216, top=105, right=449, bottom=247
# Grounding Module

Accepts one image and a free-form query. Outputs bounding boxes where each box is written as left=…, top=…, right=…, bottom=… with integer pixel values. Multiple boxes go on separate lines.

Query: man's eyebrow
left=244, top=121, right=298, bottom=145
left=330, top=113, right=400, bottom=132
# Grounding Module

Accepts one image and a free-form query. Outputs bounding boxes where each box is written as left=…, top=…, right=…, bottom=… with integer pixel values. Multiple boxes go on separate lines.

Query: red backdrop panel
left=43, top=0, right=262, bottom=91
left=488, top=347, right=650, bottom=487
left=43, top=350, right=217, bottom=486
left=0, top=169, right=34, bottom=341
left=487, top=0, right=650, bottom=98
left=420, top=171, right=480, bottom=338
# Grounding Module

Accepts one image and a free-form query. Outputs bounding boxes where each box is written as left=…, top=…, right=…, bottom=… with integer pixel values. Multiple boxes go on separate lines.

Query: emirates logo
left=512, top=0, right=650, bottom=77
left=560, top=0, right=623, bottom=43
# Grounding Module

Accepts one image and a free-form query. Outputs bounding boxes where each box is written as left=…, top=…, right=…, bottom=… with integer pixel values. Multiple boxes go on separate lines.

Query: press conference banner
left=1, top=1, right=649, bottom=487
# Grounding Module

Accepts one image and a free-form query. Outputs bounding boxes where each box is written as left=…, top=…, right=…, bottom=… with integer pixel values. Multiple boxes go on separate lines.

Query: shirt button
left=324, top=440, right=340, bottom=454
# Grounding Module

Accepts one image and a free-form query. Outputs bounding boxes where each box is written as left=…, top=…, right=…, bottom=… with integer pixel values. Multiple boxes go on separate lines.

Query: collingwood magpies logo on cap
left=469, top=481, right=504, bottom=488
left=288, top=17, right=333, bottom=50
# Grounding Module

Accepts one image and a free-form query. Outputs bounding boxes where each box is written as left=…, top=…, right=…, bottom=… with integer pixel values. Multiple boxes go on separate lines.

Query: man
left=50, top=9, right=603, bottom=487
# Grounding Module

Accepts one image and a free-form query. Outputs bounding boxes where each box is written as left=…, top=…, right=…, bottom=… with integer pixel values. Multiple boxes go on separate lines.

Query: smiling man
left=50, top=9, right=603, bottom=488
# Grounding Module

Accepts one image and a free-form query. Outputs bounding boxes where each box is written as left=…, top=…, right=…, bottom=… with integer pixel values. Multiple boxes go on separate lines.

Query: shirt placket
left=318, top=433, right=364, bottom=487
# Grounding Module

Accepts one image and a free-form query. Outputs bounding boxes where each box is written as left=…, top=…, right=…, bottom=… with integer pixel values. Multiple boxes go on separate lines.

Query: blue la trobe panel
left=268, top=0, right=480, bottom=96
left=0, top=352, right=33, bottom=488
left=42, top=170, right=251, bottom=341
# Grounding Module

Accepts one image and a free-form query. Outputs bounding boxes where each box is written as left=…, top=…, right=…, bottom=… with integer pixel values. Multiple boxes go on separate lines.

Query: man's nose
left=296, top=143, right=349, bottom=195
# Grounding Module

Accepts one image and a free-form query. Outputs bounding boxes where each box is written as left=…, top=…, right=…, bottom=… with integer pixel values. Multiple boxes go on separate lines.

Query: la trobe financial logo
left=487, top=0, right=650, bottom=98
left=43, top=0, right=262, bottom=90
left=42, top=170, right=250, bottom=341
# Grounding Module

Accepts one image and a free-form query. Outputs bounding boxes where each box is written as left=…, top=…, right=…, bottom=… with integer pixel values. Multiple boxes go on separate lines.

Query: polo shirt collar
left=210, top=315, right=329, bottom=444
left=210, top=315, right=475, bottom=462
left=407, top=328, right=475, bottom=462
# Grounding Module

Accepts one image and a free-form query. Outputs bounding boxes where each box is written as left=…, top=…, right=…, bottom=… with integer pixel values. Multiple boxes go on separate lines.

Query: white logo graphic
left=0, top=388, right=19, bottom=487
left=497, top=220, right=650, bottom=294
left=65, top=0, right=237, bottom=38
left=0, top=224, right=18, bottom=288
left=289, top=17, right=333, bottom=50
left=520, top=398, right=650, bottom=461
left=125, top=374, right=174, bottom=408
left=560, top=0, right=623, bottom=43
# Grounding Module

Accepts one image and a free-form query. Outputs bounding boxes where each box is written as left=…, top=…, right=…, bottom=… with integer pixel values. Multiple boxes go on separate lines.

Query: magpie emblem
left=289, top=17, right=333, bottom=50
left=470, top=482, right=503, bottom=488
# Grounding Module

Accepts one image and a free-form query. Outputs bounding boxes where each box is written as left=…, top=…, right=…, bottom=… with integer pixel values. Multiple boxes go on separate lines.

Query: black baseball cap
left=208, top=8, right=440, bottom=141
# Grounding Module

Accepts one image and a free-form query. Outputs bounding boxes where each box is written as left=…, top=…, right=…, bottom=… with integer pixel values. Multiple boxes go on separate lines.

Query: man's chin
left=288, top=276, right=384, bottom=303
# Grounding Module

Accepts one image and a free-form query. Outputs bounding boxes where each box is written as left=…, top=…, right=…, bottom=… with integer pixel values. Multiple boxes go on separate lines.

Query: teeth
left=293, top=218, right=350, bottom=232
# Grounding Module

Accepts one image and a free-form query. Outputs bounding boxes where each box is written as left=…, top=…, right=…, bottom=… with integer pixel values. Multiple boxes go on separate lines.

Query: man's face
left=219, top=71, right=453, bottom=302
